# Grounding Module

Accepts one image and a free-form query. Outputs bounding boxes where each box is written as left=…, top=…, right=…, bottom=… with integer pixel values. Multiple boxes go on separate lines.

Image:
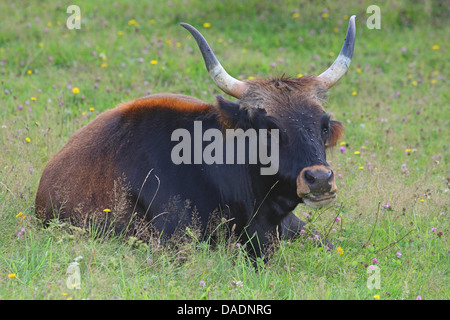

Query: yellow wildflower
left=297, top=74, right=303, bottom=78
left=103, top=208, right=111, bottom=213
left=431, top=44, right=439, bottom=50
left=72, top=87, right=80, bottom=94
left=354, top=151, right=360, bottom=155
left=412, top=81, right=418, bottom=86
left=25, top=137, right=31, bottom=143
left=31, top=97, right=37, bottom=101
left=292, top=13, right=300, bottom=19
left=352, top=91, right=357, bottom=96
left=203, top=22, right=211, bottom=28
left=128, top=19, right=138, bottom=26
left=374, top=294, right=380, bottom=300
left=16, top=212, right=24, bottom=218
left=101, top=63, right=107, bottom=68
left=150, top=60, right=158, bottom=65
left=27, top=70, right=32, bottom=75
left=321, top=12, right=329, bottom=18
left=337, top=247, right=344, bottom=255
left=8, top=273, right=16, bottom=278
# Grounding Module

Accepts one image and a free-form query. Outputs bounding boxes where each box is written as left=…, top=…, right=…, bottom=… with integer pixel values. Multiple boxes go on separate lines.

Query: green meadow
left=0, top=0, right=448, bottom=300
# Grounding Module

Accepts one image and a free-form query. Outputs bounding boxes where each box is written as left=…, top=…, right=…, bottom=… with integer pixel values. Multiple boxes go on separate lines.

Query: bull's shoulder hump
left=118, top=93, right=213, bottom=115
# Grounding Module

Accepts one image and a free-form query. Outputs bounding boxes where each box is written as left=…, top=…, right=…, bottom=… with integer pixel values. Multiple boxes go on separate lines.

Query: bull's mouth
left=301, top=192, right=337, bottom=209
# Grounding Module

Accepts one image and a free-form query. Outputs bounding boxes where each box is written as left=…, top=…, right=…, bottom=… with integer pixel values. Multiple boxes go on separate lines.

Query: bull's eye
left=320, top=114, right=331, bottom=142
left=321, top=125, right=330, bottom=140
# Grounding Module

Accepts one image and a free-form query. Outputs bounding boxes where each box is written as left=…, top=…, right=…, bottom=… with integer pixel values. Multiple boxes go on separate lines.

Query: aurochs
left=35, top=17, right=356, bottom=258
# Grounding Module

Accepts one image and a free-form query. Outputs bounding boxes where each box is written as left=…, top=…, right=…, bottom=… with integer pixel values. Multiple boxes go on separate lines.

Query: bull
left=35, top=17, right=356, bottom=258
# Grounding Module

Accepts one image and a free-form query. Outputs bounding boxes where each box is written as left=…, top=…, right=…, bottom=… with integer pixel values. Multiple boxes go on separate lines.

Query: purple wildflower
left=17, top=227, right=25, bottom=238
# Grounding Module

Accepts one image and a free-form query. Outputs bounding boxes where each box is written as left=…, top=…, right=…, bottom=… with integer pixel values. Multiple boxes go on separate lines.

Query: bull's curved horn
left=318, top=15, right=356, bottom=88
left=180, top=23, right=248, bottom=99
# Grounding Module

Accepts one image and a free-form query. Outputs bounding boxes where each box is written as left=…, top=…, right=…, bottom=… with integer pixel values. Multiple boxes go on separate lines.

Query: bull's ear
left=327, top=120, right=344, bottom=147
left=215, top=96, right=285, bottom=143
left=215, top=95, right=263, bottom=130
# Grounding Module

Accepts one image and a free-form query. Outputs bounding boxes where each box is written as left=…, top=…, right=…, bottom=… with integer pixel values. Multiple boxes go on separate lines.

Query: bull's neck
left=250, top=173, right=300, bottom=225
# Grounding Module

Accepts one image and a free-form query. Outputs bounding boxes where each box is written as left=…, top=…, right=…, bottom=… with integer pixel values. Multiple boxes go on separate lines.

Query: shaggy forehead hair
left=239, top=76, right=328, bottom=114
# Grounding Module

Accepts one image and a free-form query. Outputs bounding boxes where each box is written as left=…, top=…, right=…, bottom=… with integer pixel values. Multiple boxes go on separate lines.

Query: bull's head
left=181, top=16, right=356, bottom=208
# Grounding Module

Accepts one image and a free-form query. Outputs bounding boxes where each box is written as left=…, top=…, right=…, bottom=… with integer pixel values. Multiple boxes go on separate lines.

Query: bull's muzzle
left=297, top=165, right=337, bottom=208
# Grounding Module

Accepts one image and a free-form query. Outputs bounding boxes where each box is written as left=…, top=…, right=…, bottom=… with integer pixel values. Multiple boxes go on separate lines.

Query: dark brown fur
left=35, top=94, right=213, bottom=228
left=241, top=76, right=328, bottom=112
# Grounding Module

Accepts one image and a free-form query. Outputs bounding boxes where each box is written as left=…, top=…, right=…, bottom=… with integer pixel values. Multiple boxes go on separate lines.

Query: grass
left=0, top=0, right=448, bottom=300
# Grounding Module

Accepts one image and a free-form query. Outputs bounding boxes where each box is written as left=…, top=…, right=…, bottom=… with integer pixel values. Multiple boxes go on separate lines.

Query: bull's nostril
left=304, top=170, right=316, bottom=185
left=327, top=170, right=334, bottom=181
